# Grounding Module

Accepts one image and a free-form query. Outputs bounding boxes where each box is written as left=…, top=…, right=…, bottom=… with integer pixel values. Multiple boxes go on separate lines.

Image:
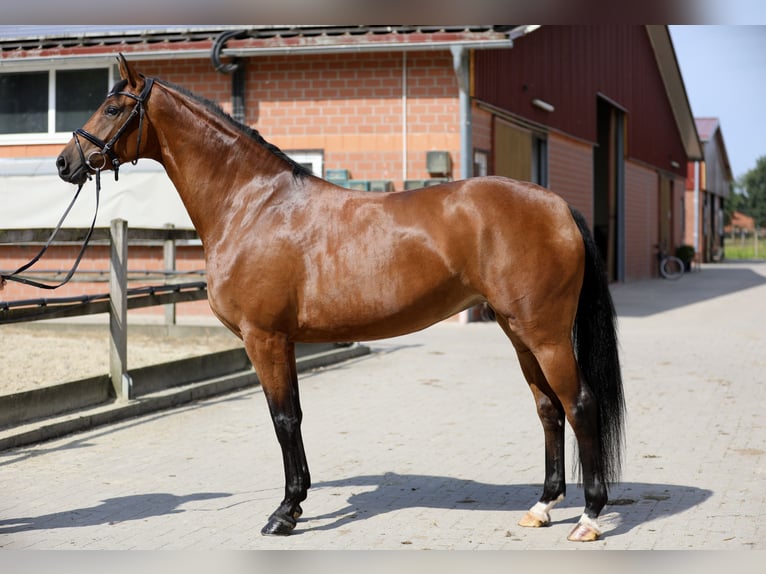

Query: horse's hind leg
left=497, top=318, right=567, bottom=527
left=245, top=332, right=311, bottom=536
left=517, top=355, right=568, bottom=527
left=527, top=341, right=607, bottom=541
left=498, top=316, right=607, bottom=541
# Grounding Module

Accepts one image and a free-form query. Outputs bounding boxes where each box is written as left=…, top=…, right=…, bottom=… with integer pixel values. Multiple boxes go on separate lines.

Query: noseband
left=73, top=77, right=154, bottom=182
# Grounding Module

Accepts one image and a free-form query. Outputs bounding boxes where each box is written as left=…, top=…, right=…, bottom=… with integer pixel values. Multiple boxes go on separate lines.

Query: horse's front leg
left=246, top=332, right=310, bottom=536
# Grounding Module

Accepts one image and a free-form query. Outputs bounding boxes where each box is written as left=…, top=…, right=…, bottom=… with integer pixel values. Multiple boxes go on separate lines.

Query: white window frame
left=0, top=60, right=115, bottom=145
left=473, top=149, right=488, bottom=177
left=286, top=150, right=324, bottom=177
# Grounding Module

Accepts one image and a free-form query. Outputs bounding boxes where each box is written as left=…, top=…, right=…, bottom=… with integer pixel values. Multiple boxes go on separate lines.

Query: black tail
left=569, top=206, right=625, bottom=485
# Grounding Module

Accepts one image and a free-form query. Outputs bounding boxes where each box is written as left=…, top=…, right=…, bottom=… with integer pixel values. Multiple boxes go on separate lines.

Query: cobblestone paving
left=1, top=262, right=764, bottom=550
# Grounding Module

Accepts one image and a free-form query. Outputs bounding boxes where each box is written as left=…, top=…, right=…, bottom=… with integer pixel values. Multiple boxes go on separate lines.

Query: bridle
left=73, top=76, right=155, bottom=182
left=0, top=78, right=155, bottom=291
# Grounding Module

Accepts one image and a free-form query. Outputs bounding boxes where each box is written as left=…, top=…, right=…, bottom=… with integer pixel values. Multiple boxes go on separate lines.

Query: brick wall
left=140, top=51, right=461, bottom=188
left=2, top=50, right=464, bottom=318
left=0, top=52, right=461, bottom=187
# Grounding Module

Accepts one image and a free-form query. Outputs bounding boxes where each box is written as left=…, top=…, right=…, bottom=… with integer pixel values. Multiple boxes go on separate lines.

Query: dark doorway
left=593, top=97, right=625, bottom=281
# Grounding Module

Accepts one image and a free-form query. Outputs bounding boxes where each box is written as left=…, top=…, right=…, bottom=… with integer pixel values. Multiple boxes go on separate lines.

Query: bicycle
left=656, top=243, right=684, bottom=280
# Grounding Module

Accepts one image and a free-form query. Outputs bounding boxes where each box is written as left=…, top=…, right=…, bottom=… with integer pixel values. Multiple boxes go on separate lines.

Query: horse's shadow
left=0, top=475, right=712, bottom=540
left=301, top=472, right=712, bottom=537
left=0, top=492, right=231, bottom=534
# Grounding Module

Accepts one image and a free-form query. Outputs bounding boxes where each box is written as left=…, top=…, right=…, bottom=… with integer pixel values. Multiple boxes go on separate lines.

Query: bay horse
left=56, top=55, right=624, bottom=542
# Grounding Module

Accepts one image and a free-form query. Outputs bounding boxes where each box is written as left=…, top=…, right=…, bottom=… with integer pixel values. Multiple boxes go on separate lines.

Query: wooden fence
left=1, top=220, right=208, bottom=400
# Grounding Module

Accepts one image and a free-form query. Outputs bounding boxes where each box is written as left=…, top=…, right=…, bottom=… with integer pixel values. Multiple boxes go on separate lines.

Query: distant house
left=685, top=117, right=733, bottom=262
left=1, top=25, right=702, bottom=316
left=726, top=210, right=756, bottom=236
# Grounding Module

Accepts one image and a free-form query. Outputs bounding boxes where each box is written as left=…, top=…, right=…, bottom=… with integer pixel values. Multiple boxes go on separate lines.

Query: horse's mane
left=115, top=77, right=312, bottom=179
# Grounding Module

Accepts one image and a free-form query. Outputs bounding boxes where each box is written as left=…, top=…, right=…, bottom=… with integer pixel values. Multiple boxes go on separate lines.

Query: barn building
left=0, top=25, right=702, bottom=318
left=684, top=117, right=733, bottom=263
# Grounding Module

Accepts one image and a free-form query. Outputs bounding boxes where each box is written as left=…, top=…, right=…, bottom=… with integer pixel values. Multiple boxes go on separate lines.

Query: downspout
left=212, top=30, right=248, bottom=123
left=402, top=51, right=408, bottom=184
left=450, top=45, right=472, bottom=181
left=451, top=45, right=472, bottom=323
left=693, top=160, right=700, bottom=256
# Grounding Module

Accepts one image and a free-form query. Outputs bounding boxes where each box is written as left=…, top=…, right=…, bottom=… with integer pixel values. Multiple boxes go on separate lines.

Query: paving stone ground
left=0, top=261, right=764, bottom=551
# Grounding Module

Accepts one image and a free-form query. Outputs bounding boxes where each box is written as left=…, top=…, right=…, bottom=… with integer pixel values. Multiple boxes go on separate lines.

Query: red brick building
left=1, top=25, right=701, bottom=315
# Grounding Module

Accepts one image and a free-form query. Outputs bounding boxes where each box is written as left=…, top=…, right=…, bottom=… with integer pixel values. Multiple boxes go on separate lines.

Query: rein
left=0, top=180, right=99, bottom=290
left=0, top=78, right=155, bottom=291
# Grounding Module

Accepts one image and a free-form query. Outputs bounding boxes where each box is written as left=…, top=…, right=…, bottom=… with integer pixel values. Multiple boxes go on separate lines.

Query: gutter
left=0, top=28, right=530, bottom=70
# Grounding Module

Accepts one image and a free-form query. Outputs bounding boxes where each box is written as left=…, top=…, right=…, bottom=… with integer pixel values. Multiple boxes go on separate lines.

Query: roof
left=695, top=117, right=720, bottom=141
left=0, top=25, right=527, bottom=64
left=646, top=25, right=703, bottom=162
left=694, top=117, right=733, bottom=182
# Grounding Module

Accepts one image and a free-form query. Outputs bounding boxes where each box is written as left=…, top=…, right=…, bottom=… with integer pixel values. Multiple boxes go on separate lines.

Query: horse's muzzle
left=56, top=151, right=88, bottom=185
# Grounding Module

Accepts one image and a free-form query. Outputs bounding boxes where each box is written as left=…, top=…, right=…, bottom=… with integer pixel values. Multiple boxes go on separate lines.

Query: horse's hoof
left=518, top=510, right=550, bottom=528
left=567, top=520, right=601, bottom=542
left=260, top=513, right=297, bottom=536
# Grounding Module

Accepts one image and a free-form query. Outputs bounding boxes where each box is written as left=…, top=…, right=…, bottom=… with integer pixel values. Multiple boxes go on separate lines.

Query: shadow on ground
left=303, top=472, right=712, bottom=538
left=0, top=492, right=231, bottom=534
left=612, top=263, right=766, bottom=317
left=0, top=472, right=711, bottom=541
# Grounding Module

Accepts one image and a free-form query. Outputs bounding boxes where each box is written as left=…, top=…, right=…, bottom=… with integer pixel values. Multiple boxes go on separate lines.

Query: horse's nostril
left=56, top=155, right=68, bottom=175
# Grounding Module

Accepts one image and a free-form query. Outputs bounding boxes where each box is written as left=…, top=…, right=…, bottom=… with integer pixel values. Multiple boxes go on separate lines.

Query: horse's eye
left=105, top=105, right=120, bottom=117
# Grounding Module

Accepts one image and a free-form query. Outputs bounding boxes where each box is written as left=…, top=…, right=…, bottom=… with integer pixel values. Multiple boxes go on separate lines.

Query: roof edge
left=645, top=25, right=703, bottom=162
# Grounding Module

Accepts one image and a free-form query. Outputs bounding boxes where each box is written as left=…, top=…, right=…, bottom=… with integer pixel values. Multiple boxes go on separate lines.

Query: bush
left=675, top=244, right=695, bottom=271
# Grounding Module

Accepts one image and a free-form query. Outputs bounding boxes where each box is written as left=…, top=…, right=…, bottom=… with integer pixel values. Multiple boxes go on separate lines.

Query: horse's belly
left=294, top=278, right=481, bottom=342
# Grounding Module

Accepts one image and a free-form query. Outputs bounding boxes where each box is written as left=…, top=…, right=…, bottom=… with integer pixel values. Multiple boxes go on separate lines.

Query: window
left=286, top=150, right=324, bottom=177
left=0, top=66, right=111, bottom=139
left=0, top=72, right=48, bottom=134
left=474, top=149, right=488, bottom=177
left=55, top=69, right=109, bottom=132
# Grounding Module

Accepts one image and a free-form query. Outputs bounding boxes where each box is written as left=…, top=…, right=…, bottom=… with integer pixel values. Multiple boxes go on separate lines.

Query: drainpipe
left=402, top=51, right=408, bottom=184
left=450, top=45, right=472, bottom=181
left=452, top=45, right=472, bottom=323
left=693, top=160, right=700, bottom=256
left=212, top=30, right=248, bottom=123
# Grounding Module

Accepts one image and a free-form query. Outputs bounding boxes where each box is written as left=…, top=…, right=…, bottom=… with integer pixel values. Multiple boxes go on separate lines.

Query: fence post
left=163, top=223, right=177, bottom=327
left=110, top=218, right=132, bottom=400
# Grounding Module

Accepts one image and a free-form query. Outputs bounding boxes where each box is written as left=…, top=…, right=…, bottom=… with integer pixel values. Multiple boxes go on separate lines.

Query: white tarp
left=0, top=158, right=193, bottom=230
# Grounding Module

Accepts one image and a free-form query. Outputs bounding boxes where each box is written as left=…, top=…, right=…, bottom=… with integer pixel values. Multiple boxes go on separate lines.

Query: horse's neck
left=148, top=85, right=283, bottom=243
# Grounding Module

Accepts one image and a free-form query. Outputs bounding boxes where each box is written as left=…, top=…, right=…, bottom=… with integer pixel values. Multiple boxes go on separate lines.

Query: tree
left=735, top=155, right=766, bottom=229
left=725, top=185, right=747, bottom=225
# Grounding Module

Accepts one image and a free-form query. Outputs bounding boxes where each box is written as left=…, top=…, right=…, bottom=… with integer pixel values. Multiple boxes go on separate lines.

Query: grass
left=724, top=237, right=765, bottom=260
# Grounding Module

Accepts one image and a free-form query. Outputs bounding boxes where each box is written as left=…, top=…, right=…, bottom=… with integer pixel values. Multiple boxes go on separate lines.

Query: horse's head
left=56, top=54, right=154, bottom=185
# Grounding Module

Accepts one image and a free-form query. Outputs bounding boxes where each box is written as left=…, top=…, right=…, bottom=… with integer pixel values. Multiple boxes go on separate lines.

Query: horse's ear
left=117, top=53, right=141, bottom=88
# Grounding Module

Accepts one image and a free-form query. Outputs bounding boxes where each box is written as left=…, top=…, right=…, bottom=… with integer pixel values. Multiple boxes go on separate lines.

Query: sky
left=669, top=25, right=766, bottom=182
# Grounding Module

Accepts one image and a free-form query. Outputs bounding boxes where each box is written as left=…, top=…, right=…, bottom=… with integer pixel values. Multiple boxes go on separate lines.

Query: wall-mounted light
left=532, top=98, right=554, bottom=113
left=670, top=160, right=680, bottom=169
